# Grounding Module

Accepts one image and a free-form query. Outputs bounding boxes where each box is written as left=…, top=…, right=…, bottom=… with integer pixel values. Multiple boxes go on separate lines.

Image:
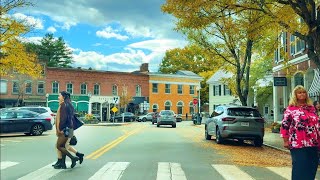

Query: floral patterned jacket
left=280, top=105, right=320, bottom=149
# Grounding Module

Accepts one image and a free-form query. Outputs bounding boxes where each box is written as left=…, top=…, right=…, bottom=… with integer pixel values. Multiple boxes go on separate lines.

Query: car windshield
left=161, top=111, right=173, bottom=115
left=227, top=108, right=261, bottom=117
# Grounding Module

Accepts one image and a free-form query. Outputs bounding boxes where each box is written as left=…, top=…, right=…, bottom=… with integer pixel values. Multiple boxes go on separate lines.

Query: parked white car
left=137, top=112, right=155, bottom=122
left=13, top=106, right=55, bottom=125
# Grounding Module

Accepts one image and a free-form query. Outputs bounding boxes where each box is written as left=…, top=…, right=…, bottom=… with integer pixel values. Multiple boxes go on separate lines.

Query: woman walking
left=53, top=91, right=79, bottom=169
left=280, top=85, right=320, bottom=180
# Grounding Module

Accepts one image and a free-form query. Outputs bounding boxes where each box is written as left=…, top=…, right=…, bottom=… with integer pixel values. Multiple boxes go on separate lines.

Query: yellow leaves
left=0, top=0, right=42, bottom=78
left=0, top=39, right=42, bottom=78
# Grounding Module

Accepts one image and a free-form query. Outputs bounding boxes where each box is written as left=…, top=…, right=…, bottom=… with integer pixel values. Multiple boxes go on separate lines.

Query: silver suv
left=157, top=110, right=176, bottom=128
left=205, top=105, right=264, bottom=147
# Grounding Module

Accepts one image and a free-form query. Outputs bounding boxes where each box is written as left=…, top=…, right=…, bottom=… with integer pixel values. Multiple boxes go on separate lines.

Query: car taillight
left=255, top=118, right=265, bottom=123
left=222, top=117, right=236, bottom=121
left=45, top=118, right=51, bottom=122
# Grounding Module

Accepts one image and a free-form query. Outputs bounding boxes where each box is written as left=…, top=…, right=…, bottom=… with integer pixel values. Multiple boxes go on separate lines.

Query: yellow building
left=148, top=71, right=203, bottom=118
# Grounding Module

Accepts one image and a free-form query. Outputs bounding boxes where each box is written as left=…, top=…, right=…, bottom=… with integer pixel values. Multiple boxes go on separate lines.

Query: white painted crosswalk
left=0, top=161, right=19, bottom=170
left=1, top=160, right=294, bottom=180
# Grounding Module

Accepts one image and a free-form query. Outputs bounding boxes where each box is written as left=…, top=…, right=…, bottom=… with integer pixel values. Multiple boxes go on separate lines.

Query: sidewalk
left=263, top=129, right=289, bottom=153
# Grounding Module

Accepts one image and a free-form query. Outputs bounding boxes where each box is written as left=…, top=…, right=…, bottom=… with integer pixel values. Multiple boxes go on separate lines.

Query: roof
left=148, top=70, right=203, bottom=80
left=176, top=70, right=199, bottom=76
left=206, top=70, right=233, bottom=84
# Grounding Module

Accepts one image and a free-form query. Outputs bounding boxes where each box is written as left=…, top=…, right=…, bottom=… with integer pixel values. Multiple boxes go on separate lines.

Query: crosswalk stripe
left=89, top=162, right=130, bottom=180
left=17, top=162, right=64, bottom=180
left=266, top=167, right=291, bottom=180
left=157, top=162, right=187, bottom=180
left=0, top=161, right=19, bottom=170
left=211, top=164, right=254, bottom=180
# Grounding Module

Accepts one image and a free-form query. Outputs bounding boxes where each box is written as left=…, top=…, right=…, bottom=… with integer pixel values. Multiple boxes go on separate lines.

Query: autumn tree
left=0, top=0, right=42, bottom=77
left=162, top=1, right=277, bottom=106
left=24, top=33, right=73, bottom=67
left=230, top=0, right=320, bottom=70
left=159, top=44, right=221, bottom=105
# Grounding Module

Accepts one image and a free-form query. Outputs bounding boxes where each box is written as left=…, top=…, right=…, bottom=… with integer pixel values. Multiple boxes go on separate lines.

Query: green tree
left=25, top=33, right=73, bottom=67
left=162, top=1, right=277, bottom=106
left=0, top=0, right=42, bottom=77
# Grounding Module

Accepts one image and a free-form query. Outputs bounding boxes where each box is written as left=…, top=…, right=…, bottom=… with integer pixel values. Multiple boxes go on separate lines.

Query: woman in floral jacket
left=280, top=85, right=319, bottom=180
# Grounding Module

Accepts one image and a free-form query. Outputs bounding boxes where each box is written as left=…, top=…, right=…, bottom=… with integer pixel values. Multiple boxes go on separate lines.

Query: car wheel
left=205, top=126, right=211, bottom=140
left=157, top=124, right=160, bottom=127
left=254, top=138, right=263, bottom=147
left=143, top=118, right=147, bottom=122
left=152, top=121, right=154, bottom=124
left=31, top=124, right=44, bottom=136
left=172, top=124, right=176, bottom=128
left=215, top=127, right=223, bottom=144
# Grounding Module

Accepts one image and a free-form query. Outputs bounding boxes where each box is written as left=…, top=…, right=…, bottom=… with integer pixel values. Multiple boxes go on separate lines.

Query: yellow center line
left=85, top=126, right=145, bottom=160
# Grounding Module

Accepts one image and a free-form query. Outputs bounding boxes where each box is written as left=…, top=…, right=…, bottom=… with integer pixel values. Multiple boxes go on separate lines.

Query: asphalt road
left=1, top=121, right=319, bottom=180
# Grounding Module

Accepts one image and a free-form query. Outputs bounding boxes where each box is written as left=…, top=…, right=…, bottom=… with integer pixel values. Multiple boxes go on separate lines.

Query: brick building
left=46, top=65, right=149, bottom=121
left=272, top=32, right=320, bottom=122
left=0, top=71, right=47, bottom=108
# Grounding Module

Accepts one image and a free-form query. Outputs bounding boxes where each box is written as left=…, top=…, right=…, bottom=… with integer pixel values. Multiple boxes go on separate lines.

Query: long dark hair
left=60, top=91, right=71, bottom=102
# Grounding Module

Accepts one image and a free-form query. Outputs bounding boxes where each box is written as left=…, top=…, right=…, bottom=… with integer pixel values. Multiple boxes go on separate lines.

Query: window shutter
left=224, top=85, right=226, bottom=96
left=213, top=85, right=216, bottom=96
left=219, top=85, right=221, bottom=96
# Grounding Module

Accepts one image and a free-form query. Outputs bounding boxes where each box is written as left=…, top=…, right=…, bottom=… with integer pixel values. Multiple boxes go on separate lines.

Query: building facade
left=272, top=32, right=320, bottom=122
left=148, top=70, right=203, bottom=118
left=206, top=70, right=241, bottom=114
left=46, top=66, right=149, bottom=121
left=0, top=71, right=47, bottom=108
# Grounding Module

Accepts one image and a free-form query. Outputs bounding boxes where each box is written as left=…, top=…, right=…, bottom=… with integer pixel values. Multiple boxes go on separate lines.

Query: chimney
left=140, top=63, right=149, bottom=72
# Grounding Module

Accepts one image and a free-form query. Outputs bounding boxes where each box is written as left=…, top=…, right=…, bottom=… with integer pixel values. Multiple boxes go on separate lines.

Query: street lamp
left=45, top=93, right=49, bottom=107
left=196, top=86, right=201, bottom=125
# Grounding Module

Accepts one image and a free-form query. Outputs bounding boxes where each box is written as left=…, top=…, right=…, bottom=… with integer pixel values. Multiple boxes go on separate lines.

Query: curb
left=263, top=143, right=290, bottom=153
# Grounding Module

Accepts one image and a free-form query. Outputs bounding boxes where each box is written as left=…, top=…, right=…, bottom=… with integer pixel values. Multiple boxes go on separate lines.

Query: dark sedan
left=0, top=109, right=53, bottom=136
left=111, top=112, right=136, bottom=122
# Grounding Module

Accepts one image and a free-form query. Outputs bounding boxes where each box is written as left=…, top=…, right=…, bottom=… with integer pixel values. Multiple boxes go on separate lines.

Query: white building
left=206, top=70, right=241, bottom=114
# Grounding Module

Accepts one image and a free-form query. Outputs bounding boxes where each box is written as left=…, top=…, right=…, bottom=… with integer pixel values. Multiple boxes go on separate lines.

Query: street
left=0, top=121, right=319, bottom=180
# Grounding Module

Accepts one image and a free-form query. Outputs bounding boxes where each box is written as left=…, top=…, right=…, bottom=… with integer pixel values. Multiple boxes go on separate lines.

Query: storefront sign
left=274, top=77, right=287, bottom=86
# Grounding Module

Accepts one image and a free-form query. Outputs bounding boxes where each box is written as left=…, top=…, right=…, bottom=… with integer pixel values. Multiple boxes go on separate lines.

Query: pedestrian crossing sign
left=111, top=107, right=118, bottom=113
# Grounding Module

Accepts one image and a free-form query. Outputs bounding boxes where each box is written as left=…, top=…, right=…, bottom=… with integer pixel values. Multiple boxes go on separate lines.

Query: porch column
left=273, top=85, right=280, bottom=122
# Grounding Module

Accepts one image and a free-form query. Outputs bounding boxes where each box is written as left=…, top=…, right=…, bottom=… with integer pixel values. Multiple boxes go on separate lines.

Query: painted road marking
left=157, top=162, right=187, bottom=180
left=1, top=161, right=19, bottom=170
left=267, top=167, right=291, bottom=180
left=86, top=127, right=145, bottom=159
left=212, top=164, right=254, bottom=180
left=17, top=162, right=68, bottom=180
left=89, top=162, right=130, bottom=180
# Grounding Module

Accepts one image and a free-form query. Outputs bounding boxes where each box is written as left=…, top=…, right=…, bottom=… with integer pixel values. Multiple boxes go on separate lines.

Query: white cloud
left=72, top=47, right=165, bottom=72
left=18, top=36, right=42, bottom=44
left=47, top=26, right=57, bottom=33
left=128, top=39, right=188, bottom=52
left=12, top=13, right=43, bottom=29
left=96, top=27, right=129, bottom=41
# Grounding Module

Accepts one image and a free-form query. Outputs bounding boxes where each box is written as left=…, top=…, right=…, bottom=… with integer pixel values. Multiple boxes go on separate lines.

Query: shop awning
left=76, top=101, right=89, bottom=112
left=308, top=68, right=320, bottom=97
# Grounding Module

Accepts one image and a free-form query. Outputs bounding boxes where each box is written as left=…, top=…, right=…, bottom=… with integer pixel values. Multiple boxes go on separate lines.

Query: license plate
left=241, top=122, right=249, bottom=127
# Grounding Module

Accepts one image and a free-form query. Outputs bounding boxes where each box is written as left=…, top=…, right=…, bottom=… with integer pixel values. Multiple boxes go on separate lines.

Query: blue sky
left=12, top=0, right=188, bottom=72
